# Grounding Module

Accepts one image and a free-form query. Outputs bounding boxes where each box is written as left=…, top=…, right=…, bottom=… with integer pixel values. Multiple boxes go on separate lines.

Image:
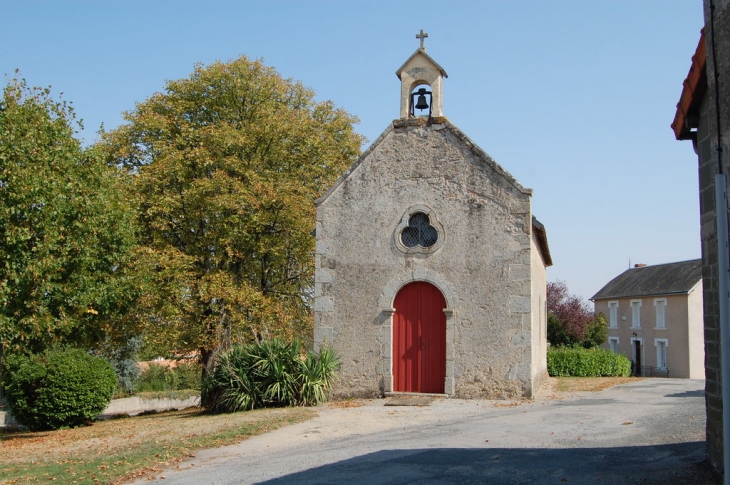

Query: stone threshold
left=384, top=392, right=449, bottom=398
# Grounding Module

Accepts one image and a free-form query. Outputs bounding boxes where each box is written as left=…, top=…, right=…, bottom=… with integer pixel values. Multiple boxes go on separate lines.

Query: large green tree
left=100, top=57, right=362, bottom=371
left=0, top=78, right=140, bottom=360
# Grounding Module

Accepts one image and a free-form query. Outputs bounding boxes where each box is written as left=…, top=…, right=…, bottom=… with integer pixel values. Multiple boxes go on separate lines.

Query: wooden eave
left=672, top=30, right=707, bottom=141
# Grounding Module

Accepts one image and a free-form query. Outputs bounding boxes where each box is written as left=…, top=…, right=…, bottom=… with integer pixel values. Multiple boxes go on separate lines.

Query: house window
left=609, top=337, right=619, bottom=353
left=608, top=301, right=619, bottom=328
left=654, top=298, right=667, bottom=329
left=655, top=339, right=668, bottom=369
left=630, top=300, right=642, bottom=329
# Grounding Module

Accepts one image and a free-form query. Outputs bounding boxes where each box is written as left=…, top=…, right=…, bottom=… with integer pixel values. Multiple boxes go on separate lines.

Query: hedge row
left=547, top=346, right=631, bottom=377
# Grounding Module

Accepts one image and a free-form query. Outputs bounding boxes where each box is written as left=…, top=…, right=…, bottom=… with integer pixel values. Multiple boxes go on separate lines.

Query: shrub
left=202, top=338, right=339, bottom=413
left=136, top=360, right=202, bottom=392
left=547, top=346, right=631, bottom=377
left=2, top=348, right=117, bottom=431
left=174, top=360, right=202, bottom=390
left=136, top=363, right=170, bottom=392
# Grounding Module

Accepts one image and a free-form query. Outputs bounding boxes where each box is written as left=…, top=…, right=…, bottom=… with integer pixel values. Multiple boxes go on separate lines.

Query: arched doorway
left=393, top=281, right=446, bottom=393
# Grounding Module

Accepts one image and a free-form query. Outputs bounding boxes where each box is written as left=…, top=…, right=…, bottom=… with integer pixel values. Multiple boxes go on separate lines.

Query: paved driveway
left=135, top=379, right=715, bottom=485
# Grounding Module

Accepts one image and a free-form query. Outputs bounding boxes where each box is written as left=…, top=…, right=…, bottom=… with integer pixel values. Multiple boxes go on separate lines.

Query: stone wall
left=700, top=0, right=730, bottom=474
left=315, top=119, right=544, bottom=399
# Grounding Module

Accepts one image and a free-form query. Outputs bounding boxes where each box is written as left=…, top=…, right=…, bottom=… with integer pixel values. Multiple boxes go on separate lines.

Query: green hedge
left=136, top=360, right=201, bottom=392
left=2, top=348, right=117, bottom=430
left=547, top=346, right=631, bottom=377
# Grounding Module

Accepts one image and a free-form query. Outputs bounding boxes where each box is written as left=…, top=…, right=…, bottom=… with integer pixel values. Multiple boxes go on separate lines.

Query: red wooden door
left=393, top=282, right=446, bottom=393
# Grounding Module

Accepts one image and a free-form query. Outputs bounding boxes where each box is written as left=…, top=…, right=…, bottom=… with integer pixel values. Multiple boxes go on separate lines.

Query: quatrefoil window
left=401, top=212, right=438, bottom=248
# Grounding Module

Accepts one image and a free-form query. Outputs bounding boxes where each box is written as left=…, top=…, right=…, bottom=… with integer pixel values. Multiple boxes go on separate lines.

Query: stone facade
left=673, top=2, right=730, bottom=475
left=314, top=111, right=551, bottom=399
left=702, top=0, right=730, bottom=474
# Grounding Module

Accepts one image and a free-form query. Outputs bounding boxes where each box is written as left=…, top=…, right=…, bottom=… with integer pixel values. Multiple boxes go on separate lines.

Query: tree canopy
left=547, top=281, right=607, bottom=348
left=0, top=78, right=140, bottom=355
left=99, top=57, right=363, bottom=370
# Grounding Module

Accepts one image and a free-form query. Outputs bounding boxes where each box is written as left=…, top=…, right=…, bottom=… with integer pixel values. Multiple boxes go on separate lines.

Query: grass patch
left=0, top=406, right=315, bottom=484
left=554, top=376, right=638, bottom=392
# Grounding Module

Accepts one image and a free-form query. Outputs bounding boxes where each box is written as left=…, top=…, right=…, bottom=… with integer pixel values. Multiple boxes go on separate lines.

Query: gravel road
left=134, top=379, right=716, bottom=485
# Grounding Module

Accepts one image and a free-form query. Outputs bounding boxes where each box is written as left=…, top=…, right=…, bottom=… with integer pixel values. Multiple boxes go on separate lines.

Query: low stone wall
left=102, top=395, right=200, bottom=416
left=1, top=395, right=201, bottom=426
left=0, top=410, right=16, bottom=426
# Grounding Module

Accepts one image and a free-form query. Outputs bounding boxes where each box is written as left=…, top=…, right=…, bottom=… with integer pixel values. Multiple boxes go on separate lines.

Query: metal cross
left=416, top=29, right=429, bottom=49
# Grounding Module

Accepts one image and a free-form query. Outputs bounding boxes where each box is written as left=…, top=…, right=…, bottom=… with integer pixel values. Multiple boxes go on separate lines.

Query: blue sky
left=2, top=1, right=704, bottom=301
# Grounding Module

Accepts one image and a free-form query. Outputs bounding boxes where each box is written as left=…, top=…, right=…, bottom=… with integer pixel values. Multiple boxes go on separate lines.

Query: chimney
left=634, top=263, right=647, bottom=268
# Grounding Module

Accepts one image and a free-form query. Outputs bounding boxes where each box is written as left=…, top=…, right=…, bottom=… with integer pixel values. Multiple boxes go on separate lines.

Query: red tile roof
left=672, top=30, right=706, bottom=140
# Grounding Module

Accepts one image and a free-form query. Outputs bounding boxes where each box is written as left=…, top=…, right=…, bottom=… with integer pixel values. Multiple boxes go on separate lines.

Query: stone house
left=592, top=260, right=704, bottom=379
left=672, top=1, right=730, bottom=472
left=313, top=36, right=552, bottom=400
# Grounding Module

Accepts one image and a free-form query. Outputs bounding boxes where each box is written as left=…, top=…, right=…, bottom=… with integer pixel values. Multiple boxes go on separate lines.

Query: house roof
left=532, top=217, right=553, bottom=267
left=591, top=259, right=702, bottom=300
left=672, top=30, right=706, bottom=141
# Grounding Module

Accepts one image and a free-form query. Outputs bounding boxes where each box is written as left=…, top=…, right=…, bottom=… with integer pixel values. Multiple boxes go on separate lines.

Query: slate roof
left=591, top=259, right=702, bottom=300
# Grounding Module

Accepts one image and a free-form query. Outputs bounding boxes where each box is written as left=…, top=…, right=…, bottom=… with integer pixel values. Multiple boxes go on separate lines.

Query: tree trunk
left=0, top=343, right=4, bottom=401
left=200, top=347, right=216, bottom=378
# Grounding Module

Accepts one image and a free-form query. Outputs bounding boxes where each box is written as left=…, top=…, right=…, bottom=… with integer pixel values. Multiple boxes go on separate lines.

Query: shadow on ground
left=257, top=442, right=716, bottom=485
left=665, top=390, right=706, bottom=398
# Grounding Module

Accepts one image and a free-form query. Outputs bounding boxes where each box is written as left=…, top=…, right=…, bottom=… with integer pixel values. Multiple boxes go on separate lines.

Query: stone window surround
left=608, top=336, right=619, bottom=353
left=654, top=298, right=667, bottom=329
left=394, top=204, right=445, bottom=255
left=654, top=338, right=669, bottom=369
left=608, top=301, right=619, bottom=328
left=630, top=299, right=642, bottom=329
left=378, top=268, right=458, bottom=395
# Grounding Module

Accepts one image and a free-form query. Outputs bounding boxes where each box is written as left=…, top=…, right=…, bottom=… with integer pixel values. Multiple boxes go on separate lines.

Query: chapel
left=314, top=32, right=552, bottom=399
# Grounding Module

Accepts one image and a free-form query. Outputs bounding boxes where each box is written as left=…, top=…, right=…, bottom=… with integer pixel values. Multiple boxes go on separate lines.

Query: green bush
left=175, top=361, right=202, bottom=390
left=136, top=363, right=170, bottom=392
left=136, top=360, right=202, bottom=392
left=547, top=346, right=631, bottom=377
left=2, top=348, right=117, bottom=431
left=202, top=338, right=339, bottom=413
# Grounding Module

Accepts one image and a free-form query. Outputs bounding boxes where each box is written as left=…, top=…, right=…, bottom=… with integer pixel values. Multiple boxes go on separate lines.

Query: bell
left=415, top=89, right=429, bottom=110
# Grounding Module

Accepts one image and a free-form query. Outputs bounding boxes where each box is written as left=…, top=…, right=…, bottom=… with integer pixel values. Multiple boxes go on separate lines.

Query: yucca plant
left=251, top=338, right=300, bottom=407
left=202, top=338, right=339, bottom=413
left=202, top=345, right=262, bottom=413
left=298, top=345, right=338, bottom=406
